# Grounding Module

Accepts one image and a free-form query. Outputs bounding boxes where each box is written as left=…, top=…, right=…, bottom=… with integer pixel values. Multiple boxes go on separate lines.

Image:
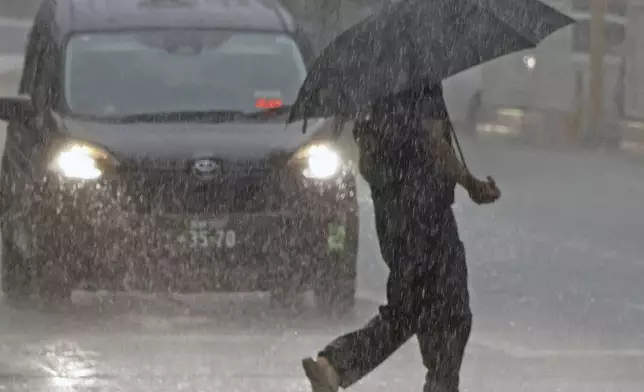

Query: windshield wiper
left=114, top=110, right=249, bottom=123
left=110, top=106, right=292, bottom=123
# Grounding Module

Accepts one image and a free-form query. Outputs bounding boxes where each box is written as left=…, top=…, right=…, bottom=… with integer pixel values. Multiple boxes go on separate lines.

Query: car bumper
left=20, top=175, right=359, bottom=292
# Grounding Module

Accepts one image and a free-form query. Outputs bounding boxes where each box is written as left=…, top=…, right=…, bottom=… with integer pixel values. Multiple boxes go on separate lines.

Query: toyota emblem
left=192, top=159, right=220, bottom=179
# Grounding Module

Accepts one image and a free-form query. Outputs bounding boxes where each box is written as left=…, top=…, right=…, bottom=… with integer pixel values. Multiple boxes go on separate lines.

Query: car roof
left=40, top=0, right=297, bottom=40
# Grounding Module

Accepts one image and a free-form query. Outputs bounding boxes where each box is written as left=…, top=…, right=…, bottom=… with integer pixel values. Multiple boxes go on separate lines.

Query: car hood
left=57, top=116, right=334, bottom=161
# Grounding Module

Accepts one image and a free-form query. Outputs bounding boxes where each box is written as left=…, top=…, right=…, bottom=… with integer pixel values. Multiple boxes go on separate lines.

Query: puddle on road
left=0, top=339, right=118, bottom=392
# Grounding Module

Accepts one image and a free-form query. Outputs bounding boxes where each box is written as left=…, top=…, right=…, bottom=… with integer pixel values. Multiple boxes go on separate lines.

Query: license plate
left=180, top=218, right=238, bottom=249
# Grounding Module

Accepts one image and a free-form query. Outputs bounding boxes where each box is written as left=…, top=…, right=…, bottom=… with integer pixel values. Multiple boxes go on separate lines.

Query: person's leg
left=303, top=196, right=416, bottom=391
left=309, top=302, right=416, bottom=389
left=416, top=239, right=472, bottom=392
left=418, top=312, right=472, bottom=392
left=311, top=225, right=473, bottom=392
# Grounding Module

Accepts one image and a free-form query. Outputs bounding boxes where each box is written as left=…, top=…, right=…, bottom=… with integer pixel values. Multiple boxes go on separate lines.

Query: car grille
left=116, top=162, right=296, bottom=214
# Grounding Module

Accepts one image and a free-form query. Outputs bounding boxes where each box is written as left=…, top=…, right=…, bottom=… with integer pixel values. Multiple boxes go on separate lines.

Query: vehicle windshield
left=63, top=30, right=308, bottom=120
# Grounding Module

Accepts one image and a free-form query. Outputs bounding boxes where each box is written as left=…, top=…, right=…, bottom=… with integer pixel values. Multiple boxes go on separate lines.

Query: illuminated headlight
left=523, top=55, right=536, bottom=69
left=51, top=144, right=108, bottom=180
left=301, top=144, right=341, bottom=179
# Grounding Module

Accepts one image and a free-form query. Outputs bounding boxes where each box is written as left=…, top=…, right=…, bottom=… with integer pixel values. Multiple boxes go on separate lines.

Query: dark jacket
left=353, top=84, right=456, bottom=210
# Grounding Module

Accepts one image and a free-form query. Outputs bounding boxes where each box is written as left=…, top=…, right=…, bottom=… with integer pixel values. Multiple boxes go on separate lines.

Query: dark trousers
left=319, top=190, right=472, bottom=392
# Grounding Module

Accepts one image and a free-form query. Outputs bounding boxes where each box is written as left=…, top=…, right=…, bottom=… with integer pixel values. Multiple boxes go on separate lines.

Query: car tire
left=1, top=184, right=74, bottom=305
left=2, top=220, right=74, bottom=305
left=0, top=154, right=32, bottom=302
left=314, top=248, right=357, bottom=317
left=30, top=207, right=75, bottom=305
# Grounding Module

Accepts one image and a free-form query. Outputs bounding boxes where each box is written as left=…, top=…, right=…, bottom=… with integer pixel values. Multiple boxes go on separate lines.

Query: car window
left=63, top=30, right=308, bottom=119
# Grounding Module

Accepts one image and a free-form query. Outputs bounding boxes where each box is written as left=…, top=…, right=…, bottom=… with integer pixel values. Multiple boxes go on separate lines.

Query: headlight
left=298, top=144, right=341, bottom=179
left=523, top=55, right=536, bottom=69
left=50, top=143, right=110, bottom=180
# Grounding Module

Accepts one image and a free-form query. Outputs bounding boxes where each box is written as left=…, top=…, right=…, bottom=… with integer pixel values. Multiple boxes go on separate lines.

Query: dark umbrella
left=287, top=0, right=576, bottom=123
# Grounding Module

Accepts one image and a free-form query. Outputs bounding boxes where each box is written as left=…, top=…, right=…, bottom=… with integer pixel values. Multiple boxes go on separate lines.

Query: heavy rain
left=0, top=0, right=643, bottom=391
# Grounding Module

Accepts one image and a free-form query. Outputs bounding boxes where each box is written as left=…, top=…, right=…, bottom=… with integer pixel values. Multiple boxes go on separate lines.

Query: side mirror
left=0, top=96, right=34, bottom=123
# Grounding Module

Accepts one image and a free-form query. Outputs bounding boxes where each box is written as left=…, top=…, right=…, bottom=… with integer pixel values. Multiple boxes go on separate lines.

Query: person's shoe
left=302, top=356, right=341, bottom=392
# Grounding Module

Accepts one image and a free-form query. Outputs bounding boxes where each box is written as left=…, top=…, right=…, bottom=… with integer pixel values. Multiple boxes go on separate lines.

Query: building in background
left=478, top=0, right=639, bottom=146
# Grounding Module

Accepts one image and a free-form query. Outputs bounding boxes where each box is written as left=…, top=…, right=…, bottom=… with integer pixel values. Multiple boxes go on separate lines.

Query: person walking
left=302, top=83, right=500, bottom=392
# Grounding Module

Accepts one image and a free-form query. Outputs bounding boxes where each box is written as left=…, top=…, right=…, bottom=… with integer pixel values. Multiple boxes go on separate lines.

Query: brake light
left=255, top=98, right=283, bottom=109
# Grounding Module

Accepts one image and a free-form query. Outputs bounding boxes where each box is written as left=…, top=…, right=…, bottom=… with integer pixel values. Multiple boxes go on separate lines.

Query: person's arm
left=422, top=118, right=476, bottom=190
left=422, top=118, right=501, bottom=204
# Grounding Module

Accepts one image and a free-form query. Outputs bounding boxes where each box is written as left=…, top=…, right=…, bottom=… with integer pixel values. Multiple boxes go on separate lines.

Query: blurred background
left=282, top=0, right=644, bottom=152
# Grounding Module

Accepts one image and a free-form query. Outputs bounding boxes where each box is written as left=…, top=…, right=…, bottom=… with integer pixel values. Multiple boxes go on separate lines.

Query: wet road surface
left=1, top=15, right=644, bottom=391
left=0, top=291, right=643, bottom=392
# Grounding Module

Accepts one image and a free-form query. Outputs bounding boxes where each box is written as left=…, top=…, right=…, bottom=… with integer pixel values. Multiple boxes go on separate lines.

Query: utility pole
left=588, top=0, right=606, bottom=143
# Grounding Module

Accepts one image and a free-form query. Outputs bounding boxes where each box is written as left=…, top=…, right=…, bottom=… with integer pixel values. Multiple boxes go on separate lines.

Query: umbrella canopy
left=288, top=0, right=576, bottom=123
